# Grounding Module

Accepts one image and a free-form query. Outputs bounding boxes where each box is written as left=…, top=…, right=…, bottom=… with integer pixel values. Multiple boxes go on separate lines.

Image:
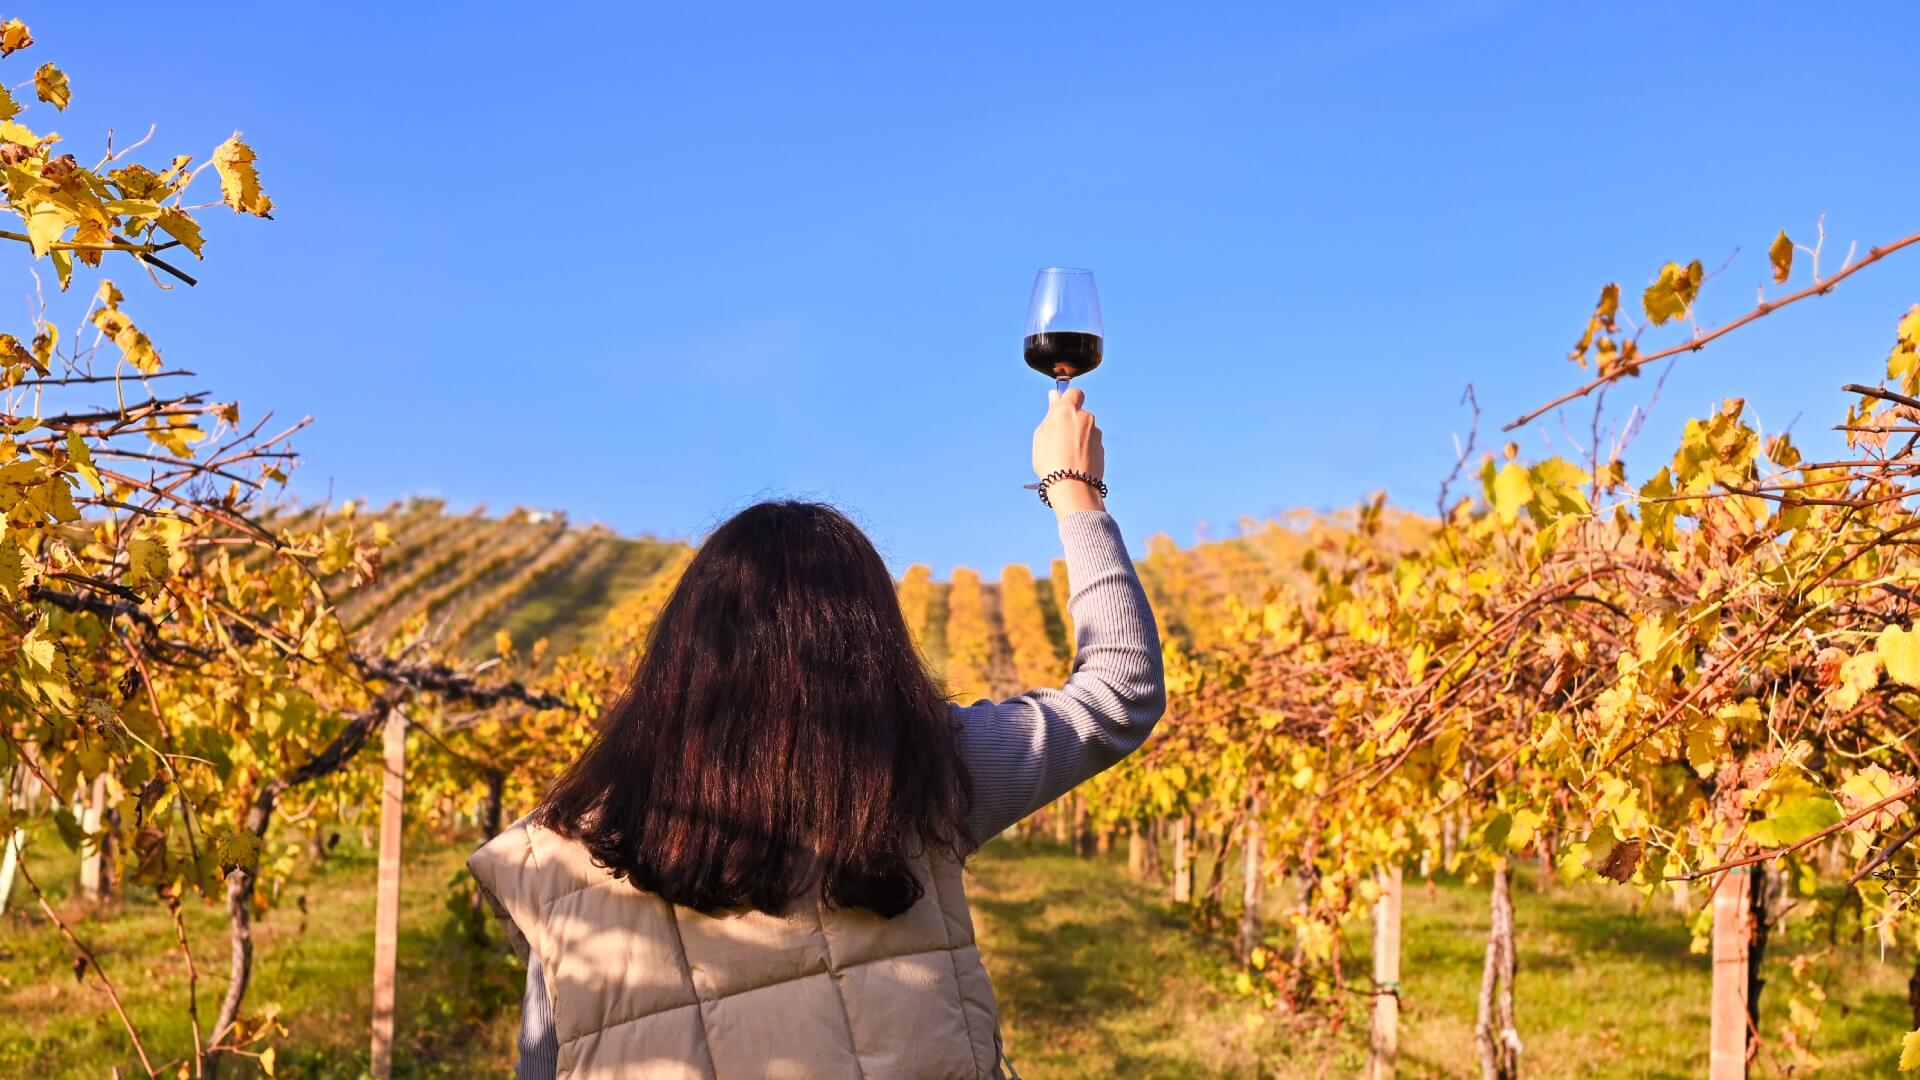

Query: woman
left=471, top=387, right=1163, bottom=1079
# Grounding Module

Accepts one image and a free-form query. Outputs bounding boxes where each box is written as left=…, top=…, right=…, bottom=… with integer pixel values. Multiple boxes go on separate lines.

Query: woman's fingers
left=1045, top=387, right=1087, bottom=415
left=1033, top=384, right=1104, bottom=476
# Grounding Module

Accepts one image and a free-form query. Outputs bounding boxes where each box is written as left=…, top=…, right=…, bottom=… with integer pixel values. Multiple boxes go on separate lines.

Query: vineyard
left=4, top=12, right=1920, bottom=1080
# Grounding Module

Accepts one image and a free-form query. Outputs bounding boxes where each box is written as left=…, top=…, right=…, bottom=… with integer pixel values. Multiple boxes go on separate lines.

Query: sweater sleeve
left=952, top=510, right=1166, bottom=846
left=517, top=952, right=560, bottom=1080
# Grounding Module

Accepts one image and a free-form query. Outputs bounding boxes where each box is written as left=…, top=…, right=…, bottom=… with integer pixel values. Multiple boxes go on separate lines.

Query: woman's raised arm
left=951, top=390, right=1166, bottom=845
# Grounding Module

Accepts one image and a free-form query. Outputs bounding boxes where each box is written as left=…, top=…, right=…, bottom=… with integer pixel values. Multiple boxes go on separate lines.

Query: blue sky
left=17, top=3, right=1920, bottom=574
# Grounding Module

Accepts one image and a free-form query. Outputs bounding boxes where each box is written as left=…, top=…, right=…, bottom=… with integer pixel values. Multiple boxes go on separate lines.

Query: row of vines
left=0, top=19, right=597, bottom=1077
left=1049, top=227, right=1920, bottom=1076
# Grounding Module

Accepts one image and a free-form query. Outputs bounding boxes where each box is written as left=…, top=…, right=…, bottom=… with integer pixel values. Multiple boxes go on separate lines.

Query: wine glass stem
left=1055, top=377, right=1071, bottom=395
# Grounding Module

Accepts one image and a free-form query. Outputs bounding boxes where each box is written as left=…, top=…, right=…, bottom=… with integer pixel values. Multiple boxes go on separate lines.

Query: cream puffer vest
left=470, top=819, right=1011, bottom=1079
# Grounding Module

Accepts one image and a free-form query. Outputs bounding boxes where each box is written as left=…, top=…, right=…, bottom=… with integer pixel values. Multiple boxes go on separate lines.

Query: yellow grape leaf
left=1528, top=457, right=1591, bottom=518
left=1747, top=791, right=1841, bottom=849
left=1483, top=812, right=1514, bottom=851
left=0, top=18, right=31, bottom=55
left=1406, top=640, right=1429, bottom=680
left=103, top=198, right=162, bottom=219
left=18, top=626, right=56, bottom=670
left=1595, top=282, right=1619, bottom=324
left=155, top=208, right=204, bottom=257
left=24, top=200, right=71, bottom=258
left=260, top=1047, right=277, bottom=1077
left=1642, top=260, right=1704, bottom=326
left=1508, top=807, right=1544, bottom=852
left=0, top=119, right=41, bottom=146
left=214, top=829, right=262, bottom=874
left=1876, top=626, right=1920, bottom=688
left=1583, top=826, right=1643, bottom=883
left=1839, top=765, right=1910, bottom=831
left=1491, top=462, right=1532, bottom=525
left=1902, top=1028, right=1920, bottom=1071
left=1769, top=230, right=1793, bottom=284
left=1831, top=651, right=1884, bottom=711
left=0, top=539, right=33, bottom=599
left=0, top=85, right=18, bottom=122
left=0, top=332, right=36, bottom=373
left=91, top=282, right=166, bottom=373
left=1765, top=432, right=1800, bottom=469
left=1893, top=314, right=1920, bottom=389
left=33, top=63, right=68, bottom=111
left=1569, top=284, right=1621, bottom=365
left=125, top=533, right=171, bottom=594
left=146, top=421, right=204, bottom=459
left=65, top=430, right=101, bottom=496
left=495, top=629, right=514, bottom=659
left=212, top=133, right=273, bottom=217
left=71, top=215, right=112, bottom=268
left=110, top=163, right=166, bottom=200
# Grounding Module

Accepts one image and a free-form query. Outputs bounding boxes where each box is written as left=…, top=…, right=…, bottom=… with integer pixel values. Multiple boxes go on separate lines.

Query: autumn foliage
left=4, top=11, right=1920, bottom=1075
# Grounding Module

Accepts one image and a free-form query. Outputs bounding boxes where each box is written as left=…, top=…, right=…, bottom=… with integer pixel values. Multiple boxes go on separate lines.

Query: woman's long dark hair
left=539, top=500, right=973, bottom=918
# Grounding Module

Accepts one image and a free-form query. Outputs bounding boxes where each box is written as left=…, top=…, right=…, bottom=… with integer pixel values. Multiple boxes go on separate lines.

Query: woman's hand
left=1032, top=387, right=1106, bottom=519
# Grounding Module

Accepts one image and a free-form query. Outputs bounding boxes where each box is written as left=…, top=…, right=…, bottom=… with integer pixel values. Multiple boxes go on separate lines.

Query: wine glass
left=1024, top=267, right=1103, bottom=394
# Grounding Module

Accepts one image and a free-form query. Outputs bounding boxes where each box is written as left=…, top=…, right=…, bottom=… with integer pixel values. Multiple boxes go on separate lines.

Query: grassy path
left=2, top=832, right=1911, bottom=1076
left=972, top=842, right=1910, bottom=1077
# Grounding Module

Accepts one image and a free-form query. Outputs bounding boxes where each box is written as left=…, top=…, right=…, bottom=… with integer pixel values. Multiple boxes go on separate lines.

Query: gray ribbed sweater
left=513, top=509, right=1164, bottom=1077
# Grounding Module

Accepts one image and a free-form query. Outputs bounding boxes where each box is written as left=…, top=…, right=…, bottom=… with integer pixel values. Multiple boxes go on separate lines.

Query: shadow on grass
left=1522, top=888, right=1704, bottom=973
left=968, top=841, right=1260, bottom=1079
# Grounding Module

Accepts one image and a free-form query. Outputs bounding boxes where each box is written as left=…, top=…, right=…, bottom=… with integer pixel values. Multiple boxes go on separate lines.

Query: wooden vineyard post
left=1710, top=867, right=1753, bottom=1080
left=1369, top=863, right=1403, bottom=1080
left=1051, top=800, right=1070, bottom=846
left=1, top=767, right=25, bottom=913
left=1171, top=815, right=1193, bottom=903
left=370, top=708, right=408, bottom=1079
left=1236, top=795, right=1264, bottom=962
left=0, top=827, right=19, bottom=913
left=1475, top=861, right=1520, bottom=1080
left=78, top=773, right=108, bottom=901
left=1127, top=821, right=1147, bottom=880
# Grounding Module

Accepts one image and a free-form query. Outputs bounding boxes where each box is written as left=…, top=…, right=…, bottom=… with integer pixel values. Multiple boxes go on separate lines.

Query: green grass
left=1, top=832, right=517, bottom=1078
left=3, top=833, right=1911, bottom=1077
left=485, top=535, right=683, bottom=660
left=972, top=841, right=1912, bottom=1078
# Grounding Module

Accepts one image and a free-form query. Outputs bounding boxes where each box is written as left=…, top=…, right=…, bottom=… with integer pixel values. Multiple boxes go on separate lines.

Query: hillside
left=283, top=498, right=1430, bottom=691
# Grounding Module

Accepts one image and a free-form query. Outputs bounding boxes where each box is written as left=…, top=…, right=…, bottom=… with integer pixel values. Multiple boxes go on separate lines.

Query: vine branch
left=1507, top=228, right=1920, bottom=431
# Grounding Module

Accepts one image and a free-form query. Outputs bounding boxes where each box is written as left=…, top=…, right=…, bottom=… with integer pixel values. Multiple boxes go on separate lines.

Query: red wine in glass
left=1025, top=268, right=1103, bottom=393
left=1023, top=331, right=1103, bottom=381
left=1022, top=269, right=1104, bottom=496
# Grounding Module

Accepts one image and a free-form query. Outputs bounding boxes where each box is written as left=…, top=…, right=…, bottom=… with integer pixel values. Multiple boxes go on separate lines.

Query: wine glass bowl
left=1024, top=268, right=1103, bottom=390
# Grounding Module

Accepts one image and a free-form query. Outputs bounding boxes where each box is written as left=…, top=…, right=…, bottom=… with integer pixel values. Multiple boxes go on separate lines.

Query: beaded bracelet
left=1036, top=469, right=1109, bottom=508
